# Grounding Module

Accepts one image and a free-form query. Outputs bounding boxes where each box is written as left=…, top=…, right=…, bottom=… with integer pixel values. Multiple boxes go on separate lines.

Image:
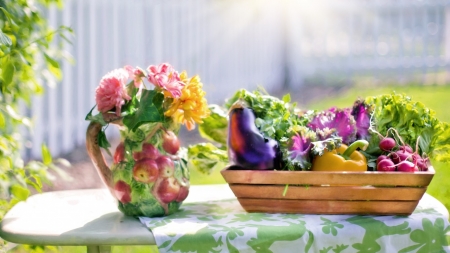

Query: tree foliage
left=0, top=0, right=72, bottom=248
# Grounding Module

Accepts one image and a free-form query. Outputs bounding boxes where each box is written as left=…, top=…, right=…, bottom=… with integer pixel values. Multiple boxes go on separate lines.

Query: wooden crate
left=221, top=166, right=435, bottom=215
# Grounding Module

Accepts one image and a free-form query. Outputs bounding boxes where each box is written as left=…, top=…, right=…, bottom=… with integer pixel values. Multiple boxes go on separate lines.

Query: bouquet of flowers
left=85, top=63, right=210, bottom=217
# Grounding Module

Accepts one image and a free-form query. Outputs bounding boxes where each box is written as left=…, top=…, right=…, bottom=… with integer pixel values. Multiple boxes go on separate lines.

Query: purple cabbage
left=290, top=133, right=312, bottom=159
left=307, top=107, right=357, bottom=145
left=351, top=100, right=371, bottom=140
left=288, top=131, right=314, bottom=170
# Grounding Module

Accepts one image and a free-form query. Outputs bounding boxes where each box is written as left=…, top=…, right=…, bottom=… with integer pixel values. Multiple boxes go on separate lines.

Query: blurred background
left=22, top=0, right=450, bottom=160
left=16, top=0, right=450, bottom=191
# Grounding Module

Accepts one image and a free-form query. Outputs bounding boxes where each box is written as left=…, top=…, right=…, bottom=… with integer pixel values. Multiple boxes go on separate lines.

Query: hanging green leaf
left=10, top=184, right=30, bottom=201
left=41, top=144, right=52, bottom=165
left=2, top=62, right=15, bottom=87
left=0, top=7, right=16, bottom=27
left=43, top=53, right=59, bottom=68
left=0, top=112, right=5, bottom=129
left=0, top=30, right=12, bottom=46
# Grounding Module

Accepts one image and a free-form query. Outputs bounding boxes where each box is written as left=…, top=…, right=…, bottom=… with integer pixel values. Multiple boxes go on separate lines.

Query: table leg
left=86, top=245, right=111, bottom=253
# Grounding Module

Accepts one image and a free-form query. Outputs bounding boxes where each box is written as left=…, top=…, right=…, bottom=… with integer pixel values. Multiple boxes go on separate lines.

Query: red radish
left=376, top=155, right=388, bottom=165
left=379, top=137, right=396, bottom=151
left=391, top=150, right=412, bottom=164
left=397, top=161, right=417, bottom=172
left=377, top=159, right=396, bottom=171
left=399, top=145, right=413, bottom=153
left=412, top=153, right=430, bottom=171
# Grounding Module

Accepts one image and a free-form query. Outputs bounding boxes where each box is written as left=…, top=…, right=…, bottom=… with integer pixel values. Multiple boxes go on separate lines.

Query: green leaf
left=282, top=93, right=291, bottom=103
left=41, top=144, right=52, bottom=165
left=198, top=104, right=228, bottom=145
left=85, top=105, right=108, bottom=125
left=44, top=53, right=59, bottom=68
left=44, top=53, right=62, bottom=79
left=48, top=64, right=62, bottom=80
left=10, top=184, right=30, bottom=201
left=123, top=90, right=164, bottom=131
left=187, top=143, right=228, bottom=175
left=0, top=112, right=5, bottom=129
left=0, top=7, right=15, bottom=26
left=31, top=175, right=43, bottom=189
left=97, top=129, right=112, bottom=156
left=0, top=30, right=12, bottom=46
left=2, top=62, right=15, bottom=87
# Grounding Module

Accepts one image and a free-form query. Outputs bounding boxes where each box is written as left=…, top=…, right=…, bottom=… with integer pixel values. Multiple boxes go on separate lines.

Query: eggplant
left=228, top=101, right=281, bottom=170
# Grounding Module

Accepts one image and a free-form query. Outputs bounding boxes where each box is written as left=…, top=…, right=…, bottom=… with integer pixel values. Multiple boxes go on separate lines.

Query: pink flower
left=95, top=68, right=131, bottom=116
left=147, top=63, right=185, bottom=98
left=124, top=65, right=145, bottom=88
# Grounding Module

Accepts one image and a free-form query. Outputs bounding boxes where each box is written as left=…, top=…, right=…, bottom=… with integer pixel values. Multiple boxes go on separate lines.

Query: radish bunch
left=375, top=128, right=430, bottom=172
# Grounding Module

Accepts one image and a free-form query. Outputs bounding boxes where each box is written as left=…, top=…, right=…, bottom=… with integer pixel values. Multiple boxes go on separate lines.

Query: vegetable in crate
left=227, top=100, right=282, bottom=170
left=307, top=107, right=357, bottom=145
left=311, top=140, right=369, bottom=171
left=225, top=89, right=337, bottom=171
left=192, top=89, right=343, bottom=171
left=355, top=92, right=450, bottom=170
left=189, top=89, right=450, bottom=174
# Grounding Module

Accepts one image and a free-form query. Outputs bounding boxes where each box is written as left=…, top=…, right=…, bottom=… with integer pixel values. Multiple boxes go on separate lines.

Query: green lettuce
left=365, top=92, right=450, bottom=162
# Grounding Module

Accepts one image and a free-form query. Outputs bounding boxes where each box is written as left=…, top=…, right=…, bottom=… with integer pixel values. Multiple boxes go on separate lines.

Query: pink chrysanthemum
left=147, top=63, right=185, bottom=98
left=95, top=68, right=131, bottom=116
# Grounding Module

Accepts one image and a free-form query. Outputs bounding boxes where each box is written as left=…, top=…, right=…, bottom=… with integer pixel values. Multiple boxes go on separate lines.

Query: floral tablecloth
left=140, top=196, right=450, bottom=253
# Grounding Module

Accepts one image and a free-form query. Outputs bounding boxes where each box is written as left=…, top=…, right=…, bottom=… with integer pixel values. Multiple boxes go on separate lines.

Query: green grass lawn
left=306, top=84, right=450, bottom=213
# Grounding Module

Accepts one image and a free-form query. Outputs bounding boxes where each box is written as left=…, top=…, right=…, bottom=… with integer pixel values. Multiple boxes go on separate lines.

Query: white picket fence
left=22, top=0, right=450, bottom=160
left=23, top=0, right=286, bottom=159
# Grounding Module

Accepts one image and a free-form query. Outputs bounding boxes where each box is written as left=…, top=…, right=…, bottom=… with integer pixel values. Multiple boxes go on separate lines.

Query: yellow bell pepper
left=312, top=140, right=369, bottom=171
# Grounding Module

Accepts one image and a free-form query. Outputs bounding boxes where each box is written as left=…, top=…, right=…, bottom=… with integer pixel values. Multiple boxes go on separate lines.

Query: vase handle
left=86, top=121, right=115, bottom=195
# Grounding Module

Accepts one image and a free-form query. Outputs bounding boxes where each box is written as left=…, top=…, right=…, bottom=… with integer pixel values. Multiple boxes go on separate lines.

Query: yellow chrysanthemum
left=165, top=71, right=210, bottom=130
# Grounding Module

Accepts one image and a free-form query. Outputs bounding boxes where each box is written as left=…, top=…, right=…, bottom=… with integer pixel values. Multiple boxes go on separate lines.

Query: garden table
left=0, top=184, right=449, bottom=253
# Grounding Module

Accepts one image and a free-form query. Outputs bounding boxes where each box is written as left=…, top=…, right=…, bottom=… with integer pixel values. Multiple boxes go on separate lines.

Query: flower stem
left=144, top=122, right=163, bottom=143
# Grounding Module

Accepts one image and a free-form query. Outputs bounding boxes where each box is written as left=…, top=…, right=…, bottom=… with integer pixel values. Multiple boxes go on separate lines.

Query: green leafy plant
left=0, top=0, right=72, bottom=251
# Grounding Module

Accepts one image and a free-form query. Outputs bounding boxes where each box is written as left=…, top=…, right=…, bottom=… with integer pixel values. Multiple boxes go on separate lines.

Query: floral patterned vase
left=85, top=63, right=210, bottom=217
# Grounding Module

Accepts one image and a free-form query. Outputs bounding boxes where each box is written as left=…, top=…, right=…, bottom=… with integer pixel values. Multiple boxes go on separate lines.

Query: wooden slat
left=229, top=184, right=427, bottom=201
left=237, top=198, right=419, bottom=215
left=221, top=167, right=435, bottom=187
